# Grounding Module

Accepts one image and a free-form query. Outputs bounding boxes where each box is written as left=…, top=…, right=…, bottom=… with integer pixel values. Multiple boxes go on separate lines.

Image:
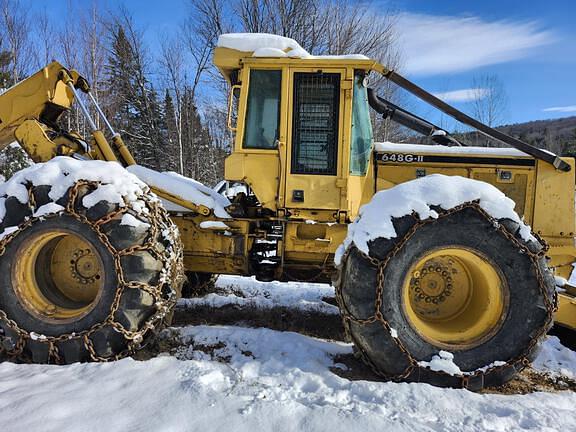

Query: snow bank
left=0, top=157, right=149, bottom=231
left=533, top=336, right=576, bottom=379
left=1, top=325, right=575, bottom=432
left=127, top=165, right=231, bottom=218
left=335, top=174, right=534, bottom=265
left=217, top=33, right=369, bottom=60
left=375, top=142, right=529, bottom=157
left=179, top=275, right=338, bottom=315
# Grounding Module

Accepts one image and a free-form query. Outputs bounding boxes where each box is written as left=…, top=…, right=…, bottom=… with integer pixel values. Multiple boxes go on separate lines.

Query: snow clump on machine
left=127, top=165, right=231, bottom=218
left=335, top=174, right=535, bottom=265
left=0, top=157, right=150, bottom=236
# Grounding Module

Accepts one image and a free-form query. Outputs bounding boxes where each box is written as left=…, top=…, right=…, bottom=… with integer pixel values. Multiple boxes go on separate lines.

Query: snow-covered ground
left=1, top=276, right=575, bottom=432
left=179, top=275, right=339, bottom=314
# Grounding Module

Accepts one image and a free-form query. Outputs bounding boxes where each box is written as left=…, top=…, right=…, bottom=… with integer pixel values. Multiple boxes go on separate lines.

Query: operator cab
left=214, top=37, right=376, bottom=222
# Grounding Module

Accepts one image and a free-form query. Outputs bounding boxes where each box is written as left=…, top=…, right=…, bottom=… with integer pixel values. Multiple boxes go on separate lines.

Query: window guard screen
left=291, top=72, right=340, bottom=175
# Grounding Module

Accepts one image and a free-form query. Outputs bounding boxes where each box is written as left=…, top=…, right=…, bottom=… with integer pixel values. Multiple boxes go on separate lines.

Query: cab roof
left=213, top=33, right=375, bottom=83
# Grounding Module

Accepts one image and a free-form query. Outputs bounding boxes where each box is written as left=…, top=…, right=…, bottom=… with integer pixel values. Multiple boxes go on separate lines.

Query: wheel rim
left=402, top=247, right=509, bottom=349
left=12, top=229, right=105, bottom=323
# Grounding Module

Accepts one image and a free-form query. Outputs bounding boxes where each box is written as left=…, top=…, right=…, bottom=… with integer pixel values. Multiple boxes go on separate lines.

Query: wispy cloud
left=433, top=88, right=489, bottom=103
left=542, top=105, right=576, bottom=113
left=397, top=14, right=555, bottom=76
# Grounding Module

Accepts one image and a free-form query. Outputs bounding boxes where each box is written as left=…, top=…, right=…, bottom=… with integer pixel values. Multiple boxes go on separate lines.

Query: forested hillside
left=498, top=116, right=576, bottom=156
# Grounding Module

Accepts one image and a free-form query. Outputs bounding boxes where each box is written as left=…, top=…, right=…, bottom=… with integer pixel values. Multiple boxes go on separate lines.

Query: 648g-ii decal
left=377, top=152, right=535, bottom=167
left=380, top=153, right=423, bottom=163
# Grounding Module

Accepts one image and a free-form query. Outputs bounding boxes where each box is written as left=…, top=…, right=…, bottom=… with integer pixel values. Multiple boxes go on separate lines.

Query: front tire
left=0, top=165, right=184, bottom=364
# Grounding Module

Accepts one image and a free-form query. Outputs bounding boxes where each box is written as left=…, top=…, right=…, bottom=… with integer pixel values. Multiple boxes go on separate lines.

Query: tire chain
left=333, top=201, right=556, bottom=389
left=0, top=180, right=185, bottom=364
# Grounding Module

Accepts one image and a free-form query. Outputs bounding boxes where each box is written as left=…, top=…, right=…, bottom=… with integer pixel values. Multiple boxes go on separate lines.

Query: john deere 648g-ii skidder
left=0, top=34, right=573, bottom=390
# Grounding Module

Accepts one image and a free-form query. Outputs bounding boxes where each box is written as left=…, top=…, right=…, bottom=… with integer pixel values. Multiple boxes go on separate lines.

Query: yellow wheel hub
left=402, top=247, right=509, bottom=349
left=12, top=229, right=105, bottom=323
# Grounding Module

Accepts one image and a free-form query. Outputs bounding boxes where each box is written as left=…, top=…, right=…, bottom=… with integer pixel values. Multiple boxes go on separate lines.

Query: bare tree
left=36, top=8, right=54, bottom=67
left=0, top=0, right=34, bottom=84
left=188, top=0, right=402, bottom=146
left=470, top=74, right=509, bottom=146
left=237, top=0, right=269, bottom=33
left=79, top=2, right=108, bottom=109
left=159, top=36, right=187, bottom=173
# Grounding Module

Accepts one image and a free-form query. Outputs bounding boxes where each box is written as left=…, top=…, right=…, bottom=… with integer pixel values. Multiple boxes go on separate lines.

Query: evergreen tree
left=0, top=49, right=11, bottom=89
left=104, top=25, right=164, bottom=170
left=163, top=90, right=180, bottom=172
left=0, top=144, right=31, bottom=180
left=0, top=44, right=31, bottom=180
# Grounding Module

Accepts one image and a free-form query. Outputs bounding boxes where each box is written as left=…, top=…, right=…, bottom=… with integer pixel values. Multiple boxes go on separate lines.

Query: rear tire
left=336, top=204, right=555, bottom=390
left=0, top=176, right=184, bottom=364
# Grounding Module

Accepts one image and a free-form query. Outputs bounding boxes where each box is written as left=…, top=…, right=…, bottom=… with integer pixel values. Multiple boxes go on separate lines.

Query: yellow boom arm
left=0, top=61, right=134, bottom=166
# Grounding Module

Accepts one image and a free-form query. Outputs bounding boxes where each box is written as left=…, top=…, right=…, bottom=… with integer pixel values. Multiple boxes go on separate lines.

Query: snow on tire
left=334, top=175, right=556, bottom=390
left=0, top=158, right=184, bottom=364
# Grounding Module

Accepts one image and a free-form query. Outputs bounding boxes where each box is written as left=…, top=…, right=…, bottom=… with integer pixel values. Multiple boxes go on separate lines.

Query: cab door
left=283, top=69, right=346, bottom=212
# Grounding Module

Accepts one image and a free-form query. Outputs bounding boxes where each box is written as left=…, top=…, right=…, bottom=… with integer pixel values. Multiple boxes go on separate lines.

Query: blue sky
left=32, top=0, right=576, bottom=125
left=388, top=0, right=576, bottom=124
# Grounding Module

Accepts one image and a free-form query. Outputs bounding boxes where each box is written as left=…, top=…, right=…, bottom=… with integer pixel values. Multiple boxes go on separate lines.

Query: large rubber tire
left=0, top=178, right=184, bottom=364
left=336, top=204, right=556, bottom=390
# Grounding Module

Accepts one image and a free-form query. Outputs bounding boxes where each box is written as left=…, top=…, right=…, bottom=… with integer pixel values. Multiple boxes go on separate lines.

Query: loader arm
left=0, top=61, right=135, bottom=166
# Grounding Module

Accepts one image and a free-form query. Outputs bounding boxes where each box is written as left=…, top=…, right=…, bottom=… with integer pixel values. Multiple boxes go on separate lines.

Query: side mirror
left=227, top=85, right=241, bottom=131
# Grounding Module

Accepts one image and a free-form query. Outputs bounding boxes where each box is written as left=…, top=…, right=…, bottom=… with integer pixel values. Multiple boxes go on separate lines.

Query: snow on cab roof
left=216, top=33, right=369, bottom=60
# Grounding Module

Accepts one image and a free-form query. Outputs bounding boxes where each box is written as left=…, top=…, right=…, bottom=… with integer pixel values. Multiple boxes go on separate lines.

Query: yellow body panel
left=556, top=292, right=576, bottom=330
left=0, top=62, right=74, bottom=152
left=225, top=151, right=280, bottom=210
left=283, top=222, right=347, bottom=263
left=375, top=149, right=576, bottom=268
left=172, top=216, right=251, bottom=275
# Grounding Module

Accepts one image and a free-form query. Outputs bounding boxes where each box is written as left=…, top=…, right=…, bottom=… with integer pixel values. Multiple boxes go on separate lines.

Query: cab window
left=243, top=70, right=282, bottom=149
